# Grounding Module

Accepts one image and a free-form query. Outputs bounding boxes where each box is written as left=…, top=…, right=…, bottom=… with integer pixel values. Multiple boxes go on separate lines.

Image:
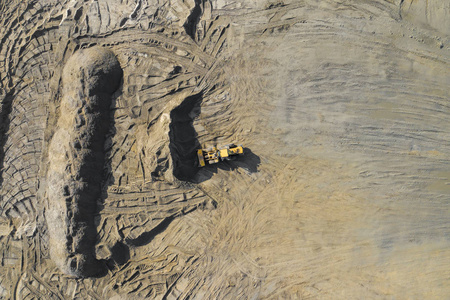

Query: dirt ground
left=0, top=0, right=449, bottom=299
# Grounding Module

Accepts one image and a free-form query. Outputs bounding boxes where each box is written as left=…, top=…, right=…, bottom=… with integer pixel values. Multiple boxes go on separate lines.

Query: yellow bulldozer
left=197, top=144, right=244, bottom=167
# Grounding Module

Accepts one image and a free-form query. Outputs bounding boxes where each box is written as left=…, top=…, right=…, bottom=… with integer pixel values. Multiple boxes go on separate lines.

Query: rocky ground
left=0, top=0, right=449, bottom=299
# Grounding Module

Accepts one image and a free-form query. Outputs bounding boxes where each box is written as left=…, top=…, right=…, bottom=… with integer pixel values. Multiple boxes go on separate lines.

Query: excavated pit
left=169, top=93, right=202, bottom=182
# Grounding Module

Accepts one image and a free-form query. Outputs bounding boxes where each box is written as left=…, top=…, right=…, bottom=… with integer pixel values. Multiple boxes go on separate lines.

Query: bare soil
left=0, top=0, right=449, bottom=299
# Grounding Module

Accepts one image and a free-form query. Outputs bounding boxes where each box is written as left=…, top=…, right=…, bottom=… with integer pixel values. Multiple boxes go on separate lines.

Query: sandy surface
left=0, top=0, right=449, bottom=299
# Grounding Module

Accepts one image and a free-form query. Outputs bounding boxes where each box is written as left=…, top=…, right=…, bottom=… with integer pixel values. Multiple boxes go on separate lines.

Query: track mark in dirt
left=1, top=0, right=449, bottom=298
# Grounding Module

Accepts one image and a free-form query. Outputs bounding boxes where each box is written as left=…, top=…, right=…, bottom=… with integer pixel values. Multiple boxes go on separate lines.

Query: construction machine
left=197, top=144, right=244, bottom=167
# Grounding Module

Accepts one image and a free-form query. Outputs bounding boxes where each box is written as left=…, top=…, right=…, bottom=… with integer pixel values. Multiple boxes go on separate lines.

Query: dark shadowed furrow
left=169, top=93, right=202, bottom=182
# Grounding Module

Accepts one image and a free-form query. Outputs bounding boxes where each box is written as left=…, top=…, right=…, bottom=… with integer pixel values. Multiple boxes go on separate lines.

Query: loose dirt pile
left=46, top=46, right=122, bottom=277
left=0, top=0, right=449, bottom=299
